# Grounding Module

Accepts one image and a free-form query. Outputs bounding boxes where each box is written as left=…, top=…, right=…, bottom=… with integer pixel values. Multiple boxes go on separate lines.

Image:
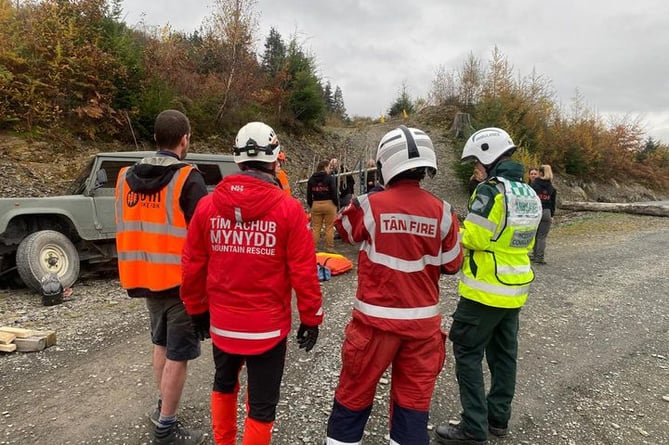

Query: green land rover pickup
left=0, top=151, right=237, bottom=291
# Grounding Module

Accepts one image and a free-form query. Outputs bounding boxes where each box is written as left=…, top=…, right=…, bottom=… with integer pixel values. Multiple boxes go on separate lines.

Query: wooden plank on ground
left=14, top=336, right=48, bottom=352
left=12, top=330, right=56, bottom=352
left=0, top=343, right=17, bottom=353
left=32, top=330, right=57, bottom=347
left=0, top=326, right=35, bottom=338
left=0, top=331, right=16, bottom=344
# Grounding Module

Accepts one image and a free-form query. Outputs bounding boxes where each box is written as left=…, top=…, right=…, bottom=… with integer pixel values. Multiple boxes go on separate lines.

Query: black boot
left=488, top=422, right=509, bottom=437
left=434, top=424, right=486, bottom=445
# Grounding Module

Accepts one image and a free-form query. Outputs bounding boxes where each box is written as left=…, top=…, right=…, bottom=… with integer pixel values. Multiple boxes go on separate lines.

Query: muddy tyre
left=16, top=230, right=80, bottom=292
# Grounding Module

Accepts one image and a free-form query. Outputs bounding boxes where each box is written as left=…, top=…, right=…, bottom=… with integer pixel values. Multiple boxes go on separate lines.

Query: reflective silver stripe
left=339, top=213, right=355, bottom=241
left=234, top=207, right=243, bottom=223
left=358, top=194, right=377, bottom=239
left=117, top=251, right=182, bottom=265
left=116, top=221, right=187, bottom=237
left=326, top=438, right=360, bottom=445
left=357, top=193, right=370, bottom=209
left=465, top=213, right=497, bottom=233
left=116, top=168, right=129, bottom=222
left=165, top=174, right=174, bottom=225
left=363, top=244, right=444, bottom=272
left=497, top=264, right=532, bottom=274
left=315, top=306, right=324, bottom=316
left=460, top=274, right=530, bottom=297
left=439, top=201, right=462, bottom=264
left=210, top=325, right=282, bottom=340
left=390, top=439, right=400, bottom=445
left=442, top=242, right=462, bottom=265
left=354, top=298, right=439, bottom=320
left=440, top=201, right=452, bottom=238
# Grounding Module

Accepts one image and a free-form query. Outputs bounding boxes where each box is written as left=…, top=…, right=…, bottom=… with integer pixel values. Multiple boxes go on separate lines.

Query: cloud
left=120, top=0, right=669, bottom=141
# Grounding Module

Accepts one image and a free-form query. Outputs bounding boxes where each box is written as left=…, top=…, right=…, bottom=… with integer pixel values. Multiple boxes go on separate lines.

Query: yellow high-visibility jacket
left=458, top=160, right=542, bottom=308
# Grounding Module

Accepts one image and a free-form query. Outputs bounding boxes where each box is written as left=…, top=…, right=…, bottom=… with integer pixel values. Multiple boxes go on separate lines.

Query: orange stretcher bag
left=316, top=252, right=354, bottom=275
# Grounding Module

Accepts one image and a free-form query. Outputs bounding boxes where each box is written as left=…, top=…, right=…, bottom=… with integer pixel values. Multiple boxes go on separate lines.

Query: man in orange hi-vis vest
left=115, top=109, right=207, bottom=445
left=275, top=151, right=291, bottom=196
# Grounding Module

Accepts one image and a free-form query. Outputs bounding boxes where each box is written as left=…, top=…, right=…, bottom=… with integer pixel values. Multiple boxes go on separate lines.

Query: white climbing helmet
left=233, top=122, right=280, bottom=164
left=461, top=127, right=516, bottom=166
left=376, top=125, right=437, bottom=185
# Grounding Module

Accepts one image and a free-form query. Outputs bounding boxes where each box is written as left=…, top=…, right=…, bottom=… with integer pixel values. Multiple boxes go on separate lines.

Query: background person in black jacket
left=530, top=164, right=557, bottom=264
left=307, top=160, right=338, bottom=251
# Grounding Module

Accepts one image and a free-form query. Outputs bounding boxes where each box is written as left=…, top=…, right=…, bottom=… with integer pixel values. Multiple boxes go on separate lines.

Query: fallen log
left=560, top=201, right=669, bottom=217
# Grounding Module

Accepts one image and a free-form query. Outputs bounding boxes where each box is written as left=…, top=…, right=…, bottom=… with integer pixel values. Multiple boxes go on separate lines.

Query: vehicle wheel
left=16, top=230, right=80, bottom=292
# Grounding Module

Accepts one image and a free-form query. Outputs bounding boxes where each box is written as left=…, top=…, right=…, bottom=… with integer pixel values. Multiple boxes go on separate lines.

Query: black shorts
left=146, top=296, right=201, bottom=361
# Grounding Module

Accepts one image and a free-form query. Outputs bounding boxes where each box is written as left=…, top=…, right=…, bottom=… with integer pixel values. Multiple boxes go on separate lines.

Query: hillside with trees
left=1, top=0, right=668, bottom=191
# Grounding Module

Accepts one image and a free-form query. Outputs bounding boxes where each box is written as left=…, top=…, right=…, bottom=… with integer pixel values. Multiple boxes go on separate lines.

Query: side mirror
left=94, top=168, right=108, bottom=190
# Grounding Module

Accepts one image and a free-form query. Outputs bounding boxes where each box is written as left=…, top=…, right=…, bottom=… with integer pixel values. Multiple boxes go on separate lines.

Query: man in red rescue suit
left=115, top=109, right=206, bottom=445
left=435, top=128, right=542, bottom=445
left=180, top=121, right=324, bottom=445
left=326, top=126, right=463, bottom=445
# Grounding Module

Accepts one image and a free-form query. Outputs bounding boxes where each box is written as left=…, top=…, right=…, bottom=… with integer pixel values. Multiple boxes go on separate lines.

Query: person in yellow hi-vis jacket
left=435, top=128, right=542, bottom=445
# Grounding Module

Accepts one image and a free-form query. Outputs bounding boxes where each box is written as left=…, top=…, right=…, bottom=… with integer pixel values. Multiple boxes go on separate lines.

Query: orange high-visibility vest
left=115, top=165, right=193, bottom=291
left=276, top=169, right=291, bottom=196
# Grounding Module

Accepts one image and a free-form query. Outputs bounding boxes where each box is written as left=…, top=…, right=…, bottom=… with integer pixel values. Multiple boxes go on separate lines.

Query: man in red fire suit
left=180, top=121, right=323, bottom=445
left=326, top=125, right=463, bottom=445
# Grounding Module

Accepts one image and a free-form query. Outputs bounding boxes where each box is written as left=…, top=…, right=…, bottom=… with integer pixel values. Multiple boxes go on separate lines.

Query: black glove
left=190, top=311, right=211, bottom=341
left=296, top=323, right=319, bottom=352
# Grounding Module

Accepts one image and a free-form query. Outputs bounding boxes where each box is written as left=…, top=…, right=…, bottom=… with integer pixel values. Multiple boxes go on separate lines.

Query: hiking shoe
left=434, top=424, right=486, bottom=444
left=148, top=406, right=160, bottom=426
left=488, top=423, right=508, bottom=437
left=148, top=399, right=161, bottom=426
left=154, top=421, right=204, bottom=445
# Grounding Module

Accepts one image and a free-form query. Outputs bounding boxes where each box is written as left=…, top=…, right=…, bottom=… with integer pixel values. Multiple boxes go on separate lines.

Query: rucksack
left=317, top=263, right=332, bottom=282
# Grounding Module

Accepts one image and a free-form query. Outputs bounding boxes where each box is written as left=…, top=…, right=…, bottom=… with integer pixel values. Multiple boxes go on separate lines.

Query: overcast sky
left=120, top=0, right=669, bottom=142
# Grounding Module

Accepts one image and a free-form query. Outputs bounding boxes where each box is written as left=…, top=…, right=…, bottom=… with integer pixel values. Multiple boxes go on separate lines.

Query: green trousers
left=449, top=297, right=520, bottom=440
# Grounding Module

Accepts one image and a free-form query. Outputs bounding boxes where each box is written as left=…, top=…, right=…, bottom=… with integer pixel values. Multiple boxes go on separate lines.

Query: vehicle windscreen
left=66, top=157, right=94, bottom=194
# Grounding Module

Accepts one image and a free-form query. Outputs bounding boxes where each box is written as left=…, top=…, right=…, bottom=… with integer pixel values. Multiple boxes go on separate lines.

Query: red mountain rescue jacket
left=335, top=179, right=463, bottom=338
left=181, top=170, right=324, bottom=355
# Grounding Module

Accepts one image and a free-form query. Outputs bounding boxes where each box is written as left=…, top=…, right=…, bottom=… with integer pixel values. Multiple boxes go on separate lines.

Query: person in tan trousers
left=307, top=160, right=338, bottom=251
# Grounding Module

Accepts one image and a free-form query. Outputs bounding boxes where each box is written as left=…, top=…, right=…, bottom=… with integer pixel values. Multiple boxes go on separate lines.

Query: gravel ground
left=0, top=212, right=667, bottom=445
left=1, top=128, right=668, bottom=444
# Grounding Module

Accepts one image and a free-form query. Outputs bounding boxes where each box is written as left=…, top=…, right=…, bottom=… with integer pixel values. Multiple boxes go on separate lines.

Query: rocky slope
left=2, top=119, right=666, bottom=206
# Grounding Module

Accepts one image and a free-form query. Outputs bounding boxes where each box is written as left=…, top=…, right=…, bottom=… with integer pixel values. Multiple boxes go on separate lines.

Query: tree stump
left=450, top=112, right=474, bottom=139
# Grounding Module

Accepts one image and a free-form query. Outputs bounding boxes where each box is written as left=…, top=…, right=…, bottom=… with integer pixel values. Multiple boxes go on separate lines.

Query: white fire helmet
left=461, top=127, right=517, bottom=166
left=233, top=122, right=280, bottom=164
left=375, top=125, right=437, bottom=185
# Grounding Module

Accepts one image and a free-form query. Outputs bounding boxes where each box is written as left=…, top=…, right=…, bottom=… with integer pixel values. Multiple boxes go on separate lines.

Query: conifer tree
left=261, top=27, right=286, bottom=78
left=332, top=85, right=347, bottom=119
